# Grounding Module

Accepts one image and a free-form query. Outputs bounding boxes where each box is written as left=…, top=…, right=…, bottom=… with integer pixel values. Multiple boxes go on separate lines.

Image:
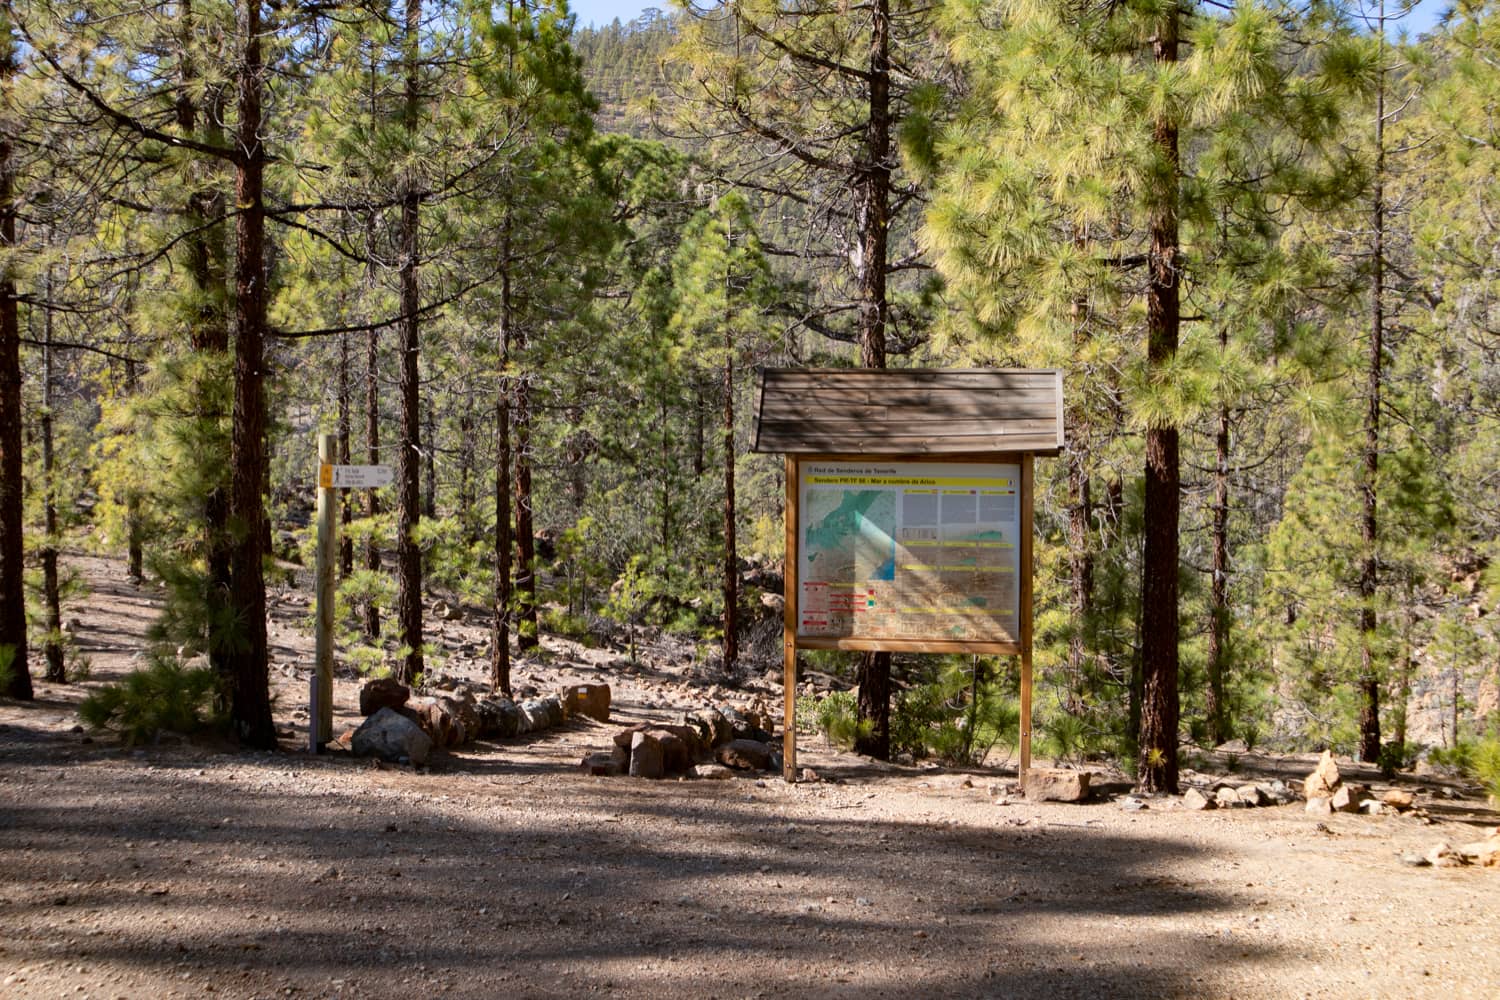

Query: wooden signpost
left=752, top=369, right=1064, bottom=783
left=310, top=435, right=393, bottom=753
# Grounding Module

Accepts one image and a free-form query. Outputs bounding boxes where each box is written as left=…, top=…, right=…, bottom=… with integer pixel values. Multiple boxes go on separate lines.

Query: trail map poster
left=797, top=460, right=1021, bottom=643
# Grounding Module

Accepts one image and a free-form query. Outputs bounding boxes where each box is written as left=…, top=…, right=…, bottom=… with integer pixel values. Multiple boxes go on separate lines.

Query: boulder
left=1305, top=796, right=1332, bottom=816
left=1236, top=784, right=1269, bottom=807
left=437, top=694, right=481, bottom=744
left=650, top=728, right=694, bottom=774
left=1381, top=788, right=1415, bottom=810
left=560, top=683, right=611, bottom=723
left=652, top=723, right=706, bottom=763
left=1022, top=768, right=1090, bottom=803
left=629, top=731, right=664, bottom=779
left=1304, top=749, right=1342, bottom=800
left=1264, top=780, right=1295, bottom=805
left=717, top=738, right=773, bottom=771
left=407, top=697, right=465, bottom=747
left=1456, top=829, right=1500, bottom=867
left=1216, top=786, right=1248, bottom=809
left=684, top=708, right=732, bottom=748
left=359, top=678, right=410, bottom=717
left=475, top=698, right=522, bottom=739
left=518, top=697, right=564, bottom=734
left=1425, top=842, right=1463, bottom=868
left=1331, top=785, right=1364, bottom=813
left=1183, top=787, right=1215, bottom=811
left=352, top=708, right=433, bottom=766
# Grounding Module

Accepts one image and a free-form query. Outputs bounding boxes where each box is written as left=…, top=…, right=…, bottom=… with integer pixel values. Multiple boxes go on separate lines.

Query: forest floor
left=1, top=552, right=1498, bottom=999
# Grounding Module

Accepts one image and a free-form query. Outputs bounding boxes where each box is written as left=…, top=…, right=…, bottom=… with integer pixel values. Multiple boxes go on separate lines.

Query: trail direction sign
left=318, top=464, right=393, bottom=489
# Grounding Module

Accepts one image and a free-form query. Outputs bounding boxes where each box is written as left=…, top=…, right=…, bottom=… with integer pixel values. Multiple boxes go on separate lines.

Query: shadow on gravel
left=0, top=756, right=1275, bottom=999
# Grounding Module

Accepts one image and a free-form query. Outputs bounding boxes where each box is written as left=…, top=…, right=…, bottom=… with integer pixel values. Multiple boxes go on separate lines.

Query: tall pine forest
left=2, top=0, right=1499, bottom=790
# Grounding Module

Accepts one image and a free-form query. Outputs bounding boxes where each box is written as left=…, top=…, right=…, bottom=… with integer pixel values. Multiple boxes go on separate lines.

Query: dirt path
left=1, top=554, right=1497, bottom=999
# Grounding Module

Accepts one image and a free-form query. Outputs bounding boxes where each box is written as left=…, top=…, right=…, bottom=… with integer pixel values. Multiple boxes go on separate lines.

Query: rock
left=1399, top=852, right=1431, bottom=867
left=717, top=739, right=773, bottom=771
left=1360, top=800, right=1384, bottom=816
left=1119, top=796, right=1149, bottom=812
left=1305, top=749, right=1342, bottom=800
left=760, top=592, right=785, bottom=614
left=352, top=708, right=433, bottom=767
left=650, top=728, right=694, bottom=774
left=1265, top=780, right=1295, bottom=805
left=1305, top=796, right=1332, bottom=816
left=1183, top=787, right=1214, bottom=811
left=580, top=752, right=620, bottom=777
left=407, top=697, right=464, bottom=747
left=1216, top=786, right=1247, bottom=809
left=518, top=697, right=564, bottom=734
left=1381, top=788, right=1415, bottom=810
left=1022, top=768, right=1090, bottom=803
left=359, top=678, right=411, bottom=717
left=629, top=732, right=664, bottom=779
left=651, top=724, right=705, bottom=763
left=436, top=693, right=481, bottom=745
left=1236, top=784, right=1269, bottom=807
left=692, top=764, right=735, bottom=780
left=1330, top=785, right=1364, bottom=813
left=475, top=698, right=521, bottom=739
left=684, top=708, right=732, bottom=748
left=1425, top=842, right=1463, bottom=868
left=560, top=683, right=611, bottom=723
left=1215, top=739, right=1250, bottom=754
left=1456, top=829, right=1500, bottom=867
left=431, top=600, right=462, bottom=622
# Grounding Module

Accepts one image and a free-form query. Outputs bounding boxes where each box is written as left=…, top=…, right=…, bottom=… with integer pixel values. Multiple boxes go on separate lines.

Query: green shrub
left=0, top=644, right=17, bottom=692
left=810, top=689, right=868, bottom=748
left=78, top=655, right=222, bottom=745
left=1469, top=737, right=1500, bottom=804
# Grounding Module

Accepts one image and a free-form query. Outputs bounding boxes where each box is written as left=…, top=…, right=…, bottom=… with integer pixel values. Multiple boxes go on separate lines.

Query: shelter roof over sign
left=751, top=368, right=1064, bottom=457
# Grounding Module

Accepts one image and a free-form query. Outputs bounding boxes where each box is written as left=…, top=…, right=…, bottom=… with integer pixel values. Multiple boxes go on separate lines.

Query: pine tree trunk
left=1137, top=4, right=1181, bottom=795
left=491, top=229, right=513, bottom=698
left=1358, top=4, right=1387, bottom=764
left=458, top=407, right=474, bottom=545
left=853, top=0, right=893, bottom=761
left=722, top=308, right=738, bottom=670
left=1066, top=447, right=1092, bottom=712
left=124, top=359, right=143, bottom=584
left=513, top=366, right=538, bottom=650
left=40, top=275, right=64, bottom=683
left=1206, top=389, right=1230, bottom=746
left=337, top=332, right=353, bottom=577
left=176, top=3, right=232, bottom=679
left=0, top=36, right=23, bottom=697
left=394, top=0, right=425, bottom=685
left=363, top=324, right=381, bottom=640
left=423, top=391, right=436, bottom=519
left=224, top=0, right=274, bottom=748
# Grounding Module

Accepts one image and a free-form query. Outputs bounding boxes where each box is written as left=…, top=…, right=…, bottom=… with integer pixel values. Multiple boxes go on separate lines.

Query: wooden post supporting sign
left=312, top=433, right=337, bottom=752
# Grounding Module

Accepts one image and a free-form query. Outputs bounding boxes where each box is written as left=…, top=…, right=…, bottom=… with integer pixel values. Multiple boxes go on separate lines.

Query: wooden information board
left=753, top=369, right=1062, bottom=783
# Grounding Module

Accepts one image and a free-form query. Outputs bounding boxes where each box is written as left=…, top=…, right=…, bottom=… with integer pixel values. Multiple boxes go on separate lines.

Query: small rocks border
left=584, top=705, right=781, bottom=780
left=347, top=678, right=613, bottom=766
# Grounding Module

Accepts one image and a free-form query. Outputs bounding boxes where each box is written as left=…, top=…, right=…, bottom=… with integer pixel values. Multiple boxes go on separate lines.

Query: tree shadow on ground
left=0, top=750, right=1280, bottom=1000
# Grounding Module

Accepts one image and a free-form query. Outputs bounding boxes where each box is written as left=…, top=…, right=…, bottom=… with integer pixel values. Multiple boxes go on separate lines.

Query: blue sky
left=565, top=1, right=1454, bottom=36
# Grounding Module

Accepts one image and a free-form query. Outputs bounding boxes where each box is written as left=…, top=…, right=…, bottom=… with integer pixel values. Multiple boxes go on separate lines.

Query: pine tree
left=926, top=0, right=1364, bottom=789
left=0, top=10, right=30, bottom=699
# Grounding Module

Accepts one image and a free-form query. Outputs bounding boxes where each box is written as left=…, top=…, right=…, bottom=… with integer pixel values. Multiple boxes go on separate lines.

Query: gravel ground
left=1, top=554, right=1497, bottom=999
